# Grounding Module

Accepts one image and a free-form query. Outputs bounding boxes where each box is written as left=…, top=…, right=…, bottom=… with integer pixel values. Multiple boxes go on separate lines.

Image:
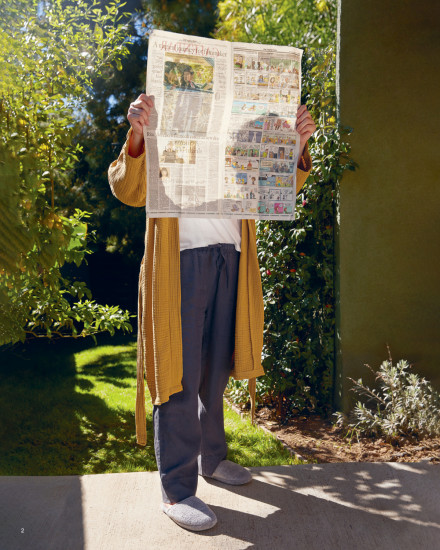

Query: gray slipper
left=205, top=459, right=252, bottom=485
left=161, top=496, right=217, bottom=531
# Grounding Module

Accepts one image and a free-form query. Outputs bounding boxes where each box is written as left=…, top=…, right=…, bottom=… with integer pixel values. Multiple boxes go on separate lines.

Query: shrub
left=333, top=347, right=440, bottom=442
left=0, top=0, right=134, bottom=345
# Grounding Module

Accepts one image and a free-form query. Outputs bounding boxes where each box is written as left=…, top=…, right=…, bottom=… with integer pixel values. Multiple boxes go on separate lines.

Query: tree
left=0, top=0, right=135, bottom=346
left=216, top=0, right=336, bottom=48
left=147, top=0, right=218, bottom=37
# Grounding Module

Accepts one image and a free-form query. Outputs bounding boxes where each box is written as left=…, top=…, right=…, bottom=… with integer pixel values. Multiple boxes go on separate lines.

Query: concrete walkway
left=1, top=462, right=439, bottom=550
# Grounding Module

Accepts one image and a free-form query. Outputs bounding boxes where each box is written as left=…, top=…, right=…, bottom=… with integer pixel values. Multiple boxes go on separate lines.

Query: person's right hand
left=127, top=94, right=154, bottom=157
left=127, top=94, right=154, bottom=137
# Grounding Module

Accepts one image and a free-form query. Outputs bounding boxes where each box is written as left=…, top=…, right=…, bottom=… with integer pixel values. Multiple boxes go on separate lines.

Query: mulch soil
left=226, top=398, right=440, bottom=465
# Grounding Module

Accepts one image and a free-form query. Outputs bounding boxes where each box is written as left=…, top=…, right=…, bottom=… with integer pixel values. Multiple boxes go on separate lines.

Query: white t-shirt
left=179, top=218, right=242, bottom=252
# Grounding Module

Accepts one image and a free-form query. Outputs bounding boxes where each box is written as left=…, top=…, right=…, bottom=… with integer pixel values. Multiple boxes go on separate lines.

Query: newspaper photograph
left=144, top=29, right=303, bottom=220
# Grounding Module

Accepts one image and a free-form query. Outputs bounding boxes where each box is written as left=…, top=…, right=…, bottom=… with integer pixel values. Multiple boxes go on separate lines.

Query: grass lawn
left=0, top=333, right=305, bottom=476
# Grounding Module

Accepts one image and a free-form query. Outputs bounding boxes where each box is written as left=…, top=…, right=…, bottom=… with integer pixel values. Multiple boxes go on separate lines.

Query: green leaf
left=94, top=24, right=103, bottom=40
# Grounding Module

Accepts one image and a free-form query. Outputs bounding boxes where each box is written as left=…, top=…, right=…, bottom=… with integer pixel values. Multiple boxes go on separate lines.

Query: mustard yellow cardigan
left=108, top=129, right=313, bottom=446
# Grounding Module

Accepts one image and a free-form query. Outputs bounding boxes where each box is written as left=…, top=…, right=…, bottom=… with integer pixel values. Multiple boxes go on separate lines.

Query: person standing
left=108, top=94, right=316, bottom=531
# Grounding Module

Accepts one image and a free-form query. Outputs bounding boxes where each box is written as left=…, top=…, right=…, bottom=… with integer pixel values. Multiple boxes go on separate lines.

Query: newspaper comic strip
left=144, top=30, right=303, bottom=220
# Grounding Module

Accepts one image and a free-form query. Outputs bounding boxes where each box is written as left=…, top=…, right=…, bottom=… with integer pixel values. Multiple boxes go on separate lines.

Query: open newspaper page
left=144, top=30, right=302, bottom=220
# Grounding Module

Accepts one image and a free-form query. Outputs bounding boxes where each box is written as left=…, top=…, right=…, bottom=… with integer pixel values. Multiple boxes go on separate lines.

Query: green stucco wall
left=334, top=0, right=440, bottom=412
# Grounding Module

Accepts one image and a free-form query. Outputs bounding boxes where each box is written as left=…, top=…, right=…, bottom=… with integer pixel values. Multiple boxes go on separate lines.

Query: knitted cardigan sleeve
left=108, top=128, right=147, bottom=208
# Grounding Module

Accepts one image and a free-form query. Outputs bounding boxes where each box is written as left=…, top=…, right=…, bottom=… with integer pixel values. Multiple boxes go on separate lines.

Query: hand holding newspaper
left=144, top=30, right=303, bottom=221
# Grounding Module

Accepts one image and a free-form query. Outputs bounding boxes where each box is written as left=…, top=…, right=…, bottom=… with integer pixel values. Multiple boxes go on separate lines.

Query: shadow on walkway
left=1, top=462, right=439, bottom=550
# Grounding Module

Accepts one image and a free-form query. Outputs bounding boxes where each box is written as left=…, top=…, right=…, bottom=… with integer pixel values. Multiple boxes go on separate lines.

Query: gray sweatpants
left=153, top=243, right=240, bottom=504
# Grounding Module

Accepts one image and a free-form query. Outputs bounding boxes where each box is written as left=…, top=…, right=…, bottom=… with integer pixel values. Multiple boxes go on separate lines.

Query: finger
left=138, top=107, right=150, bottom=126
left=296, top=120, right=316, bottom=134
left=129, top=106, right=147, bottom=117
left=297, top=121, right=316, bottom=134
left=296, top=113, right=315, bottom=128
left=132, top=100, right=151, bottom=116
left=297, top=108, right=315, bottom=122
left=296, top=104, right=308, bottom=117
left=139, top=93, right=155, bottom=108
left=296, top=111, right=312, bottom=126
left=128, top=110, right=149, bottom=128
left=127, top=112, right=144, bottom=131
left=130, top=98, right=151, bottom=113
left=128, top=118, right=143, bottom=135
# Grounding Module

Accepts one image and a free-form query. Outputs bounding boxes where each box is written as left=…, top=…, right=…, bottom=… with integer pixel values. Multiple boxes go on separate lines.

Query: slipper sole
left=161, top=497, right=217, bottom=531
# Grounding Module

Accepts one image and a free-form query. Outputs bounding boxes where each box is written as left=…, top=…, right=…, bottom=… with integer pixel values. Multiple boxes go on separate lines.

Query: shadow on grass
left=0, top=332, right=157, bottom=476
left=78, top=350, right=138, bottom=389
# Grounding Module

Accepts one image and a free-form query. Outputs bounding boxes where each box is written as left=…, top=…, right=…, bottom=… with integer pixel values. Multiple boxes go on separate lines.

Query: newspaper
left=144, top=29, right=303, bottom=220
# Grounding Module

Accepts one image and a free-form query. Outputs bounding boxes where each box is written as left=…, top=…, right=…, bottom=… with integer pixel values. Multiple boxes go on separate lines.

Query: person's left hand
left=296, top=104, right=317, bottom=157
